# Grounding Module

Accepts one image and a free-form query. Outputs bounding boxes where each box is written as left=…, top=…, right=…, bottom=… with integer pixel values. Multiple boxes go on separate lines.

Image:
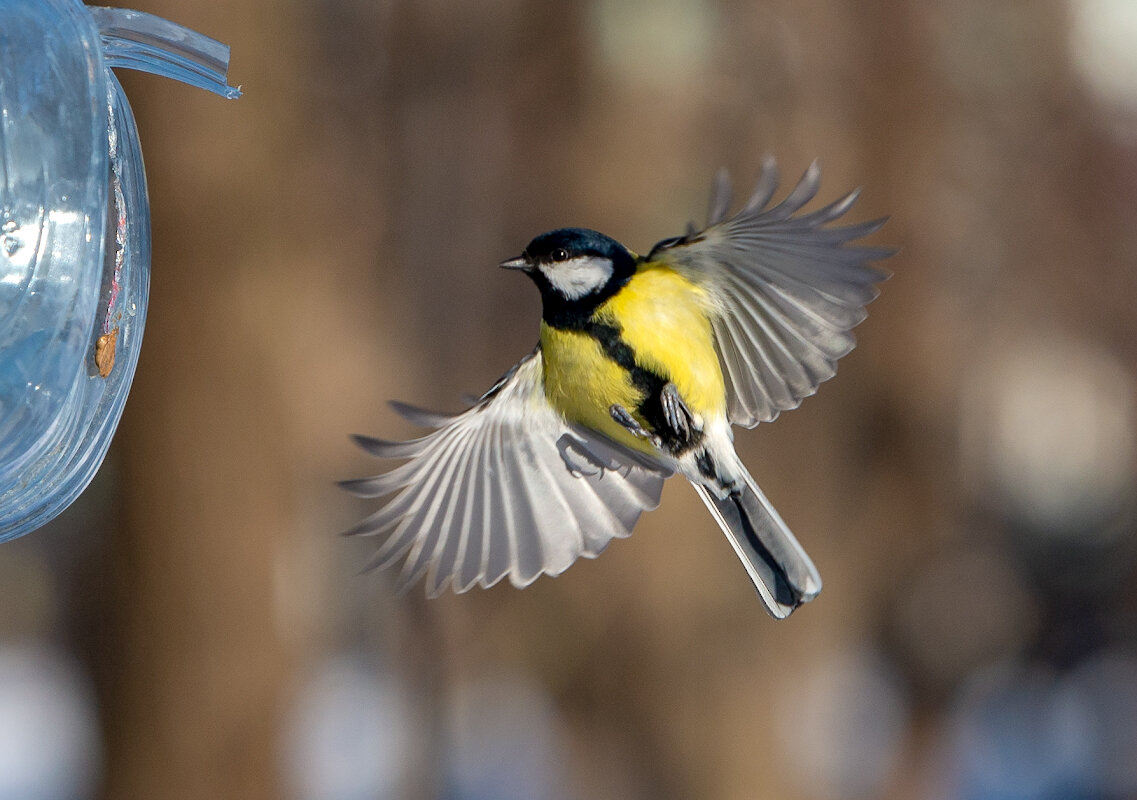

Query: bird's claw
left=661, top=383, right=699, bottom=442
left=609, top=404, right=662, bottom=449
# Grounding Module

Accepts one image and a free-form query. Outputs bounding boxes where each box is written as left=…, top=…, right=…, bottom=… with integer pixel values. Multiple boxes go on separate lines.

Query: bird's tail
left=694, top=468, right=822, bottom=619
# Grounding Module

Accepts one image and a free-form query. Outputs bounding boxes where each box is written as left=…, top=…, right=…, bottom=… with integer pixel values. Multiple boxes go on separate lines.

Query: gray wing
left=342, top=350, right=670, bottom=596
left=651, top=158, right=892, bottom=428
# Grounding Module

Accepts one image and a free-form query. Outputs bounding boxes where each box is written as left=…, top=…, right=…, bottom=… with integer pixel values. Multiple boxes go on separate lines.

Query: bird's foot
left=609, top=404, right=662, bottom=449
left=660, top=383, right=700, bottom=444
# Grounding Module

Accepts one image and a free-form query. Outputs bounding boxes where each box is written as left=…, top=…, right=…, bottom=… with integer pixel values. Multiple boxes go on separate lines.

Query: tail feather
left=694, top=472, right=822, bottom=619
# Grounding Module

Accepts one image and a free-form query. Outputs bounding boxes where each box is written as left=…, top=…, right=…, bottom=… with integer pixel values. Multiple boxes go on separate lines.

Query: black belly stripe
left=584, top=320, right=703, bottom=454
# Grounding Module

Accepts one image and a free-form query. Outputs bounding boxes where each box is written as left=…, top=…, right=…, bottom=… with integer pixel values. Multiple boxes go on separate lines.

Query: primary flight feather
left=344, top=158, right=891, bottom=618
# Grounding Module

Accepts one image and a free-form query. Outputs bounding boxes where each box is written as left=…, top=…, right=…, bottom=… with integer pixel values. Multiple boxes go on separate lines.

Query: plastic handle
left=88, top=6, right=241, bottom=98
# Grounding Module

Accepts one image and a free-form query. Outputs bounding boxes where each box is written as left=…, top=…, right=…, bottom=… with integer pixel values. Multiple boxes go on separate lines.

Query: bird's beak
left=499, top=255, right=530, bottom=271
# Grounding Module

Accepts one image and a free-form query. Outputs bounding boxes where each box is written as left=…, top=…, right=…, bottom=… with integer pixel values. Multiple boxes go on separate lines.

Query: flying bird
left=343, top=159, right=891, bottom=618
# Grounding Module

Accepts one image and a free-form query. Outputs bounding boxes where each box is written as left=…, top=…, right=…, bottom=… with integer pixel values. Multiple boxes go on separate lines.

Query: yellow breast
left=540, top=262, right=726, bottom=453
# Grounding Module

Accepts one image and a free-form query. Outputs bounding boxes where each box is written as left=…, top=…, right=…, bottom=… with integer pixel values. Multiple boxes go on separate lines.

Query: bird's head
left=500, top=228, right=637, bottom=324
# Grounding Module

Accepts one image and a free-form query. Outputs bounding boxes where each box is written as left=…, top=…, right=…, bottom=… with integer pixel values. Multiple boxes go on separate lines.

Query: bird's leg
left=660, top=382, right=700, bottom=444
left=609, top=404, right=662, bottom=449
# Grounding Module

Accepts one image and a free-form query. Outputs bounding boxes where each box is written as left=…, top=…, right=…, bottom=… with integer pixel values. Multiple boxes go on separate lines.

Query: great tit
left=344, top=158, right=890, bottom=618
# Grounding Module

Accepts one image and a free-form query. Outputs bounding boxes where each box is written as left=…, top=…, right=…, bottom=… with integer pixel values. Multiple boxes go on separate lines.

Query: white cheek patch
left=541, top=256, right=614, bottom=300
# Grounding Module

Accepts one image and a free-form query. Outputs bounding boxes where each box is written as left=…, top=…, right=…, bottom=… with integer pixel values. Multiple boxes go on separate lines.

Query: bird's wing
left=342, top=349, right=671, bottom=596
left=649, top=158, right=892, bottom=428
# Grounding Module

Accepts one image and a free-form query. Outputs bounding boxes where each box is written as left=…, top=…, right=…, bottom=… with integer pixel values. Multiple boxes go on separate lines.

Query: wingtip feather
left=707, top=167, right=733, bottom=226
left=744, top=157, right=781, bottom=212
left=389, top=400, right=451, bottom=428
left=337, top=476, right=387, bottom=498
left=350, top=433, right=425, bottom=459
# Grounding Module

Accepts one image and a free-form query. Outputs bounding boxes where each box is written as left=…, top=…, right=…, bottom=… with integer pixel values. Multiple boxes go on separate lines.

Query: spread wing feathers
left=341, top=350, right=670, bottom=597
left=654, top=157, right=893, bottom=428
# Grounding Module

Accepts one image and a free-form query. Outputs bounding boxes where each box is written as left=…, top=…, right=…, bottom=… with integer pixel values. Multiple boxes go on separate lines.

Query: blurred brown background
left=5, top=0, right=1137, bottom=798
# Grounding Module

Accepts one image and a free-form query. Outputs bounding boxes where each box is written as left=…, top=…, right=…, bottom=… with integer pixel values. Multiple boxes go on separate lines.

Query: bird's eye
left=551, top=248, right=569, bottom=262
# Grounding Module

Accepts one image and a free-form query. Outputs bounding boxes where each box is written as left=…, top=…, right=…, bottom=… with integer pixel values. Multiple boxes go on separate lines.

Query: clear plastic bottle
left=0, top=0, right=239, bottom=540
